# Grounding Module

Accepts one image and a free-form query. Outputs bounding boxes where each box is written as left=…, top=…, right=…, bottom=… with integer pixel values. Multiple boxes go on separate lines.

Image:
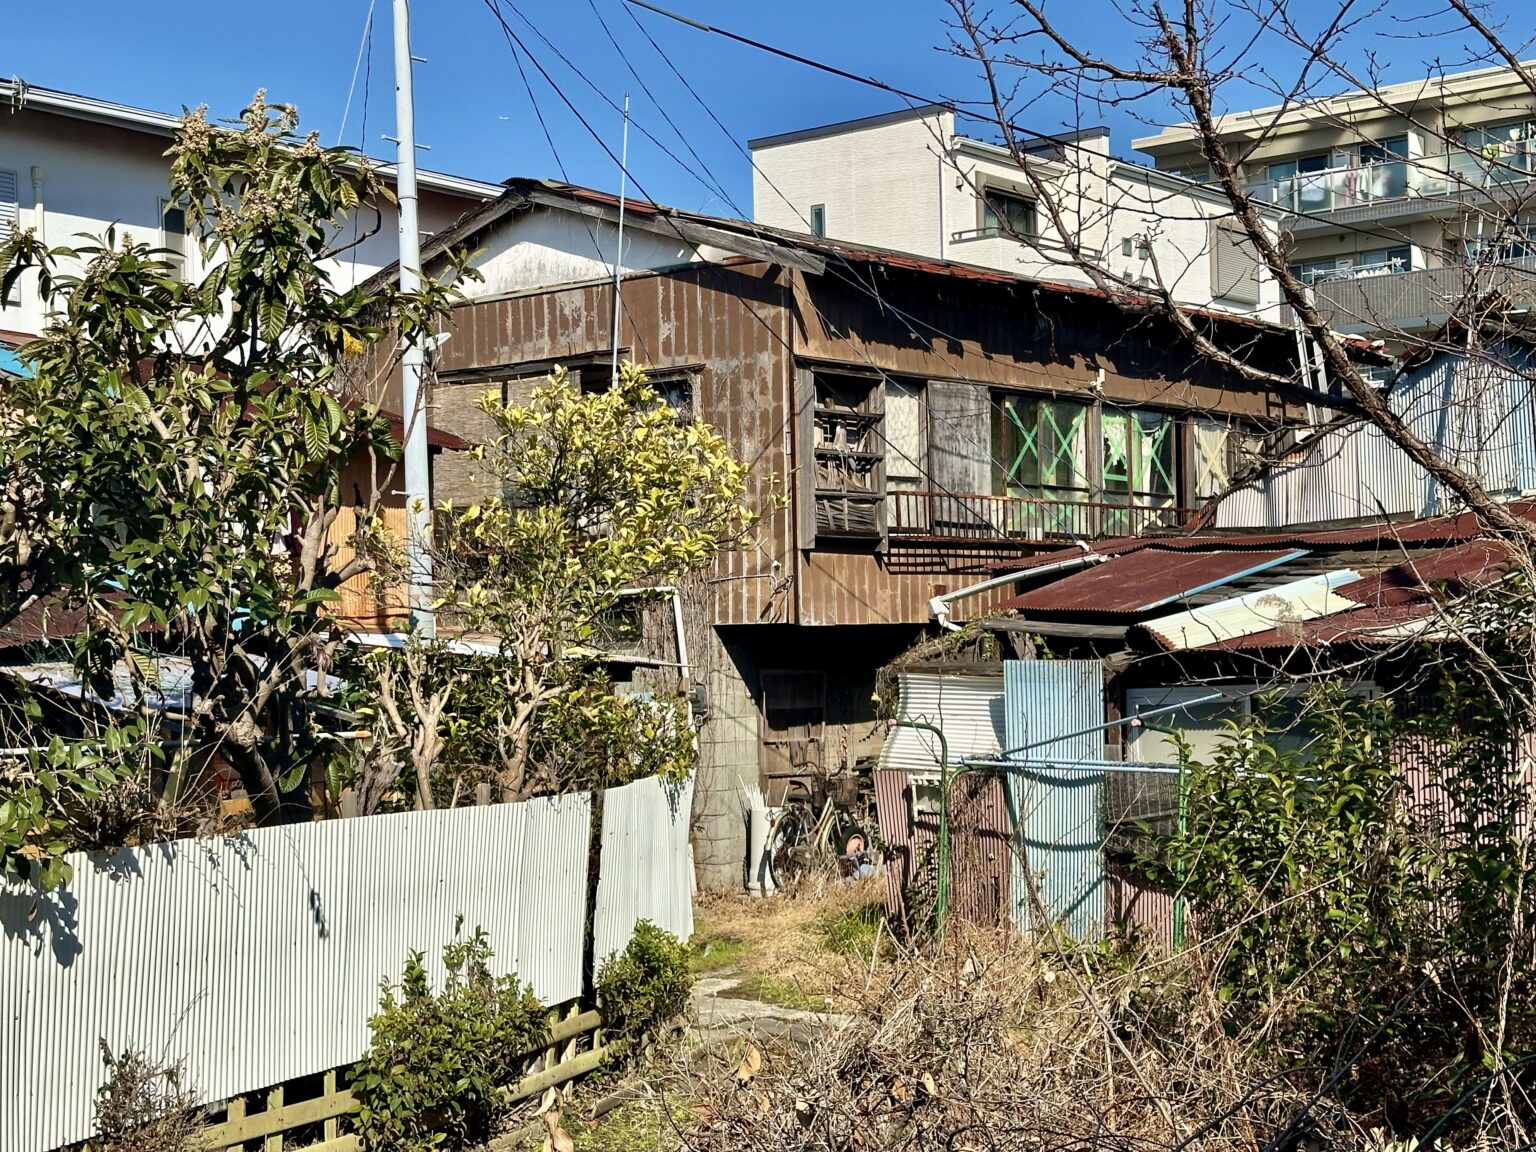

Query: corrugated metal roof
left=880, top=672, right=1005, bottom=777
left=1139, top=570, right=1364, bottom=650
left=1213, top=600, right=1442, bottom=650
left=1003, top=548, right=1305, bottom=615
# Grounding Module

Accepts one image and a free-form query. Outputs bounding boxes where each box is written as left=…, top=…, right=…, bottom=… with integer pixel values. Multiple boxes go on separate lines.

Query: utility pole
left=392, top=0, right=434, bottom=637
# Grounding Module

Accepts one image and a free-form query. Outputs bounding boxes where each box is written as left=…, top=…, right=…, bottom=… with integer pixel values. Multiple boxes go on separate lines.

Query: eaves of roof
left=0, top=78, right=503, bottom=201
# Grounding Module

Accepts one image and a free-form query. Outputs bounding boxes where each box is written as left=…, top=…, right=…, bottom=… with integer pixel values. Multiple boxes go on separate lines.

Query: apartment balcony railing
left=888, top=490, right=1198, bottom=543
left=1307, top=257, right=1536, bottom=333
left=1246, top=161, right=1433, bottom=214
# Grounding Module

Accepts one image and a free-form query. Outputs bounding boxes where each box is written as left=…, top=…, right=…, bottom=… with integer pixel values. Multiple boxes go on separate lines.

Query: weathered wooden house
left=370, top=178, right=1327, bottom=888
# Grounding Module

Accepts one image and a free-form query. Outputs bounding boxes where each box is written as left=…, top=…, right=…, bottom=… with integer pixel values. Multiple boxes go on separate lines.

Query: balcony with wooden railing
left=887, top=490, right=1198, bottom=544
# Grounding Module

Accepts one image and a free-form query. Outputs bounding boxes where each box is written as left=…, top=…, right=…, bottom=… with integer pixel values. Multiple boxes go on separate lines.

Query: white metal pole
left=611, top=93, right=630, bottom=381
left=393, top=0, right=434, bottom=637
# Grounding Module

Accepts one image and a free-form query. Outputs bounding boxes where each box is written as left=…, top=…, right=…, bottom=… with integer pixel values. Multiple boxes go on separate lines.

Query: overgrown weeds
left=672, top=926, right=1373, bottom=1151
left=89, top=1043, right=202, bottom=1152
left=596, top=920, right=694, bottom=1055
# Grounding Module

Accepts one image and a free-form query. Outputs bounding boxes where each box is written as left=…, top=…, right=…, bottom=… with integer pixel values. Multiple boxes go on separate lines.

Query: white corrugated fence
left=0, top=776, right=694, bottom=1152
left=593, top=773, right=696, bottom=967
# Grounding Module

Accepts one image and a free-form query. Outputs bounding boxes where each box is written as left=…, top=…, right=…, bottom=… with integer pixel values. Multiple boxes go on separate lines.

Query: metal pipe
left=29, top=166, right=45, bottom=243
left=994, top=690, right=1237, bottom=759
left=958, top=757, right=1182, bottom=776
left=610, top=93, right=630, bottom=381
left=892, top=718, right=951, bottom=932
left=929, top=549, right=1102, bottom=632
left=392, top=0, right=434, bottom=638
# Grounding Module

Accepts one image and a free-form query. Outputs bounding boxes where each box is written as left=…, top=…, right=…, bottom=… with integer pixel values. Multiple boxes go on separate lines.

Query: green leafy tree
left=420, top=363, right=753, bottom=801
left=0, top=95, right=462, bottom=874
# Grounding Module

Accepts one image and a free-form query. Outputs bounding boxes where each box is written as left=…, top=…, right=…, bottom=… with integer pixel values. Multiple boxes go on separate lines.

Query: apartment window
left=981, top=188, right=1038, bottom=239
left=1211, top=222, right=1261, bottom=303
left=1265, top=153, right=1331, bottom=181
left=160, top=198, right=191, bottom=281
left=0, top=169, right=17, bottom=307
left=1463, top=223, right=1536, bottom=263
left=1103, top=408, right=1176, bottom=515
left=810, top=204, right=826, bottom=237
left=1292, top=247, right=1411, bottom=285
left=993, top=395, right=1090, bottom=502
left=812, top=372, right=884, bottom=540
left=1360, top=136, right=1409, bottom=165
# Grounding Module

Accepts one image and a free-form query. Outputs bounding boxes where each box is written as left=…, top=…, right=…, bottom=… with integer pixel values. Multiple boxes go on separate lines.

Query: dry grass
left=691, top=875, right=889, bottom=1011
left=664, top=924, right=1387, bottom=1152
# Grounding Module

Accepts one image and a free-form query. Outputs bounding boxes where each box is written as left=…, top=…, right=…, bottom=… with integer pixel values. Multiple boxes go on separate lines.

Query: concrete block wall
left=691, top=628, right=761, bottom=891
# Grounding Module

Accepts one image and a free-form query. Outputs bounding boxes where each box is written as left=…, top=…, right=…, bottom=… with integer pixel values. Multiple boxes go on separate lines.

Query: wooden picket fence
left=197, top=1002, right=608, bottom=1151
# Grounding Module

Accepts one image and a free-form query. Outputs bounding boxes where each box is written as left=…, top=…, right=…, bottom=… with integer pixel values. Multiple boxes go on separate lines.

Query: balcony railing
left=1307, top=257, right=1536, bottom=332
left=888, top=490, right=1198, bottom=543
left=1246, top=161, right=1431, bottom=213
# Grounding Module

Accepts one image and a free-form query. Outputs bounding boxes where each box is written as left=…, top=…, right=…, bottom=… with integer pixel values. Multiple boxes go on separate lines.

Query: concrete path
left=688, top=972, right=850, bottom=1049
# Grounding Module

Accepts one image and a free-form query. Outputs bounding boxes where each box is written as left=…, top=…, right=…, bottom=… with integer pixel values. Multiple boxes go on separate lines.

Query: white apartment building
left=1135, top=62, right=1536, bottom=337
left=749, top=105, right=1286, bottom=319
left=0, top=79, right=501, bottom=346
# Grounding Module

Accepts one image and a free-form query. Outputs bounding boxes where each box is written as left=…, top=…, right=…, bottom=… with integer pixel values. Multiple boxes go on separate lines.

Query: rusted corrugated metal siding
left=872, top=769, right=1012, bottom=928
left=873, top=769, right=914, bottom=920
left=1104, top=863, right=1175, bottom=952
left=436, top=265, right=795, bottom=627
left=792, top=271, right=1303, bottom=420
left=797, top=549, right=1024, bottom=627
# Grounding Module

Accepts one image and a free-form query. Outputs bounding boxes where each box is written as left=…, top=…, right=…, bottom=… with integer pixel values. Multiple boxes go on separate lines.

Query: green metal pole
left=892, top=720, right=951, bottom=933
left=1140, top=719, right=1187, bottom=951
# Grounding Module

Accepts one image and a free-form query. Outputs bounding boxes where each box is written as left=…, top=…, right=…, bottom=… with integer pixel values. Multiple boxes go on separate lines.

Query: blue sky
left=4, top=0, right=1529, bottom=215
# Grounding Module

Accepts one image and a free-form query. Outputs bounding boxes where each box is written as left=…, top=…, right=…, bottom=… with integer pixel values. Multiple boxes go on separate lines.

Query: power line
left=473, top=1, right=1261, bottom=539
left=337, top=0, right=379, bottom=147
left=620, top=0, right=1475, bottom=259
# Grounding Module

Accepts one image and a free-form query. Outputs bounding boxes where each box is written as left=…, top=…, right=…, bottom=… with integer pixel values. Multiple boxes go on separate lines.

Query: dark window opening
left=981, top=188, right=1038, bottom=239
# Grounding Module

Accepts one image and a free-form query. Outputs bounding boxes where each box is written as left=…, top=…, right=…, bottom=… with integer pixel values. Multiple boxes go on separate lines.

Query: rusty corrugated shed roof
left=1003, top=548, right=1304, bottom=616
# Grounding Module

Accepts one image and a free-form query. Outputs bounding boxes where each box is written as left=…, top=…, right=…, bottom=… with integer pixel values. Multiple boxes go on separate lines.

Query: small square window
left=160, top=198, right=191, bottom=281
left=982, top=189, right=1037, bottom=239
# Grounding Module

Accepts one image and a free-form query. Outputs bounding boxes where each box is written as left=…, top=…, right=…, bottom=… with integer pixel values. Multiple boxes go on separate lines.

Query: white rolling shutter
left=0, top=169, right=17, bottom=305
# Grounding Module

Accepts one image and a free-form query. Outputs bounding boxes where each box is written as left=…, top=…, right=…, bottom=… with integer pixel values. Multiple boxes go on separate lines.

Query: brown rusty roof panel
left=1002, top=548, right=1305, bottom=616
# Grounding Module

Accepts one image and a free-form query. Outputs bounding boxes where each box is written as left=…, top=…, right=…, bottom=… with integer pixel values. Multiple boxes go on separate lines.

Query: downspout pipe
left=928, top=547, right=1103, bottom=632
left=29, top=166, right=44, bottom=243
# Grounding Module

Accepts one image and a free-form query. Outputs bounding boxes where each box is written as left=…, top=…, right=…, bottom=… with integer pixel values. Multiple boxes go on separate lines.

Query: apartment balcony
left=887, top=490, right=1199, bottom=544
left=1307, top=257, right=1536, bottom=334
left=1247, top=153, right=1536, bottom=235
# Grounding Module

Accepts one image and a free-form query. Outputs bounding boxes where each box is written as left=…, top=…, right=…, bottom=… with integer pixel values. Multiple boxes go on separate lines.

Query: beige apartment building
left=750, top=105, right=1286, bottom=320
left=1135, top=62, right=1536, bottom=338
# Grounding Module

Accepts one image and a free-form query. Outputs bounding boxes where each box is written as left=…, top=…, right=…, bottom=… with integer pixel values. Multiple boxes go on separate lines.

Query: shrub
left=352, top=921, right=547, bottom=1151
left=90, top=1043, right=201, bottom=1152
left=596, top=920, right=693, bottom=1049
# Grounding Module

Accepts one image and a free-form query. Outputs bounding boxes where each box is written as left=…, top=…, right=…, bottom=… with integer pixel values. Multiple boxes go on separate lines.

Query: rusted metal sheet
left=1104, top=862, right=1175, bottom=952
left=435, top=264, right=796, bottom=628
left=1005, top=549, right=1303, bottom=615
left=872, top=768, right=1011, bottom=929
left=873, top=769, right=914, bottom=920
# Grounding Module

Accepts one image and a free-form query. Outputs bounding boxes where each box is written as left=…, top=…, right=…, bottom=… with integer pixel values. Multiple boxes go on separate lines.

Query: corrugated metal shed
left=592, top=774, right=696, bottom=967
left=0, top=795, right=592, bottom=1152
left=1138, top=570, right=1363, bottom=650
left=880, top=672, right=1005, bottom=778
left=1002, top=660, right=1107, bottom=939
